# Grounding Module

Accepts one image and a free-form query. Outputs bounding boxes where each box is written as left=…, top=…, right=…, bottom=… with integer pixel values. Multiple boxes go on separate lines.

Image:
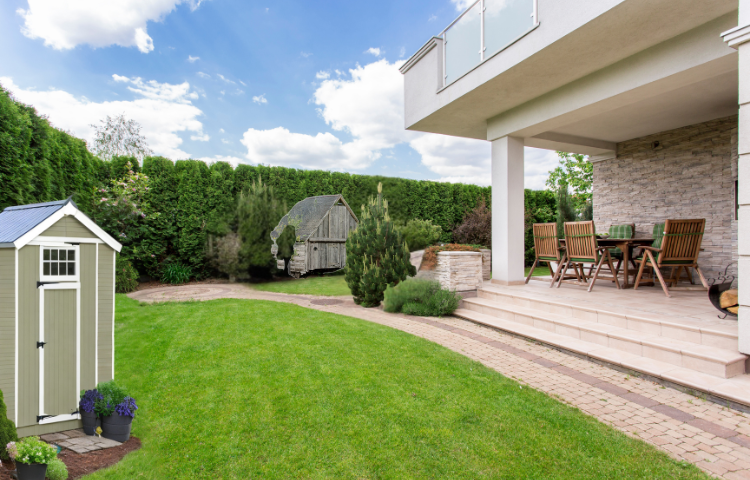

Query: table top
left=560, top=237, right=653, bottom=245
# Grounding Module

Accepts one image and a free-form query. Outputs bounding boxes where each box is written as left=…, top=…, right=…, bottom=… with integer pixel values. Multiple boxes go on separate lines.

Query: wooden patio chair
left=634, top=219, right=708, bottom=297
left=557, top=221, right=621, bottom=292
left=588, top=223, right=635, bottom=278
left=526, top=223, right=575, bottom=287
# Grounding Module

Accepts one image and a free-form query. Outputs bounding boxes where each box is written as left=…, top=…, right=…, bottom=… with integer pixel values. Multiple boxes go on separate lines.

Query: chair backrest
left=564, top=221, right=599, bottom=263
left=657, top=219, right=705, bottom=265
left=652, top=223, right=665, bottom=249
left=608, top=224, right=634, bottom=239
left=532, top=223, right=561, bottom=261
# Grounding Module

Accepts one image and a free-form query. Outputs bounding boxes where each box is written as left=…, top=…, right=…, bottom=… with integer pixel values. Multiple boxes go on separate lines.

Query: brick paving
left=40, top=429, right=121, bottom=454
left=130, top=284, right=750, bottom=479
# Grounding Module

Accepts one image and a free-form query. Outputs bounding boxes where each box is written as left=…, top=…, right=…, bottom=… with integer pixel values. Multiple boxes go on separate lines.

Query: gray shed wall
left=98, top=245, right=115, bottom=383
left=40, top=216, right=96, bottom=238
left=0, top=249, right=15, bottom=423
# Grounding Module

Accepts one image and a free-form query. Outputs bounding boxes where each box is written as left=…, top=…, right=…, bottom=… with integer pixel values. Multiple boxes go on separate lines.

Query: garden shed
left=271, top=194, right=358, bottom=277
left=0, top=198, right=122, bottom=437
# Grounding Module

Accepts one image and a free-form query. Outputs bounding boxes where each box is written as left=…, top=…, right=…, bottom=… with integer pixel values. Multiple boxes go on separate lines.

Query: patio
left=454, top=278, right=750, bottom=408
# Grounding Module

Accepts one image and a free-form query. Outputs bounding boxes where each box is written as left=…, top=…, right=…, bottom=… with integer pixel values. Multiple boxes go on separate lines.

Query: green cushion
left=569, top=257, right=597, bottom=263
left=539, top=256, right=559, bottom=262
left=652, top=223, right=665, bottom=249
left=608, top=224, right=633, bottom=256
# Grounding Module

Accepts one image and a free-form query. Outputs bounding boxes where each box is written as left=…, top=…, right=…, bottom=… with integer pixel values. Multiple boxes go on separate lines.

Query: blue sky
left=0, top=0, right=558, bottom=188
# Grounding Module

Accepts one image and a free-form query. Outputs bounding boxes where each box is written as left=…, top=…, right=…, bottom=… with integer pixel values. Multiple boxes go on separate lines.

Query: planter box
left=436, top=251, right=483, bottom=292
left=16, top=463, right=47, bottom=480
left=101, top=412, right=132, bottom=443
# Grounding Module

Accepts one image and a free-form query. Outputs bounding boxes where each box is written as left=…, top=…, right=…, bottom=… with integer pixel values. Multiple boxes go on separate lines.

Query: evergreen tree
left=345, top=182, right=415, bottom=307
left=556, top=186, right=577, bottom=238
left=175, top=160, right=209, bottom=272
left=0, top=387, right=18, bottom=461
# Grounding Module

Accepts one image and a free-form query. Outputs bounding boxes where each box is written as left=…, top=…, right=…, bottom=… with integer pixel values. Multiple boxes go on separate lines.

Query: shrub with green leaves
left=95, top=380, right=129, bottom=417
left=0, top=388, right=18, bottom=461
left=115, top=255, right=139, bottom=293
left=161, top=262, right=192, bottom=285
left=345, top=183, right=416, bottom=307
left=46, top=458, right=69, bottom=480
left=13, top=436, right=57, bottom=465
left=383, top=279, right=460, bottom=317
left=397, top=218, right=442, bottom=252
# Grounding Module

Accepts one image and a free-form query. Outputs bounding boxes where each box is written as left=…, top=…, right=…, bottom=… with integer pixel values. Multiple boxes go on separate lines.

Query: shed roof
left=0, top=199, right=73, bottom=243
left=270, top=194, right=356, bottom=243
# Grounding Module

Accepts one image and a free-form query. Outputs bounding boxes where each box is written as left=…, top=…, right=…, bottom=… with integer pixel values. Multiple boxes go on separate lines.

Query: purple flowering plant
left=79, top=389, right=103, bottom=414
left=115, top=397, right=138, bottom=418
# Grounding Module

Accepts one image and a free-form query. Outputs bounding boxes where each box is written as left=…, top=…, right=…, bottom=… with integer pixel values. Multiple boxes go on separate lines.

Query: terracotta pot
left=16, top=462, right=47, bottom=480
left=81, top=410, right=101, bottom=435
left=101, top=412, right=133, bottom=442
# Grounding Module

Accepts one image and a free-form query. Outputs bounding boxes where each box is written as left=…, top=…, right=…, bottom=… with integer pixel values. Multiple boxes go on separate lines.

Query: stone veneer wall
left=437, top=251, right=483, bottom=291
left=593, top=115, right=738, bottom=279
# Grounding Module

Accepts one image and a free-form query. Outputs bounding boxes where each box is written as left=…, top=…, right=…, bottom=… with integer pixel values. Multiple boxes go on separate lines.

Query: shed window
left=41, top=247, right=78, bottom=281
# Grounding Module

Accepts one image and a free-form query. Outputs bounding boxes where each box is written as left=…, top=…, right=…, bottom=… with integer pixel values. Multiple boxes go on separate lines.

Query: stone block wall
left=480, top=249, right=492, bottom=281
left=437, top=251, right=483, bottom=291
left=593, top=115, right=738, bottom=279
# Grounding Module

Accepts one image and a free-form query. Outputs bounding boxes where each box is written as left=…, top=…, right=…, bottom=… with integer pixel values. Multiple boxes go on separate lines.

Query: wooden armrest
left=639, top=246, right=661, bottom=252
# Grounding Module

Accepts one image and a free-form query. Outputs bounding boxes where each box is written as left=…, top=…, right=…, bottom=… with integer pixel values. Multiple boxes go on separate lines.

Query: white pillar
left=724, top=3, right=750, bottom=354
left=491, top=136, right=525, bottom=285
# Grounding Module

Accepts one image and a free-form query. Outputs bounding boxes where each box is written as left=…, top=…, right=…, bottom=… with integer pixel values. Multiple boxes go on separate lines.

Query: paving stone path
left=129, top=283, right=750, bottom=479
left=40, top=429, right=121, bottom=454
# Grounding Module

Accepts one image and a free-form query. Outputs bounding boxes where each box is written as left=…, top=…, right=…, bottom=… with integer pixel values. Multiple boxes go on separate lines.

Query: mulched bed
left=0, top=437, right=141, bottom=480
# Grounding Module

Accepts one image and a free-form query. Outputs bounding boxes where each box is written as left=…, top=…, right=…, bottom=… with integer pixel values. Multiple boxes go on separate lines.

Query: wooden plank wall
left=0, top=249, right=15, bottom=423
left=307, top=204, right=358, bottom=271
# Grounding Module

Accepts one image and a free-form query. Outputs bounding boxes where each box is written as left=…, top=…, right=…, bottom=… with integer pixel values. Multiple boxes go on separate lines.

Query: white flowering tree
left=90, top=114, right=153, bottom=162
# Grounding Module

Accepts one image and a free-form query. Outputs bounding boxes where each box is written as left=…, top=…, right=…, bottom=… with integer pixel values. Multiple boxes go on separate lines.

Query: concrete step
left=478, top=285, right=738, bottom=351
left=460, top=296, right=747, bottom=379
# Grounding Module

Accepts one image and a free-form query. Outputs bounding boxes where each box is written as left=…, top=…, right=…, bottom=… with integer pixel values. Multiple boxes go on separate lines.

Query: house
left=0, top=198, right=122, bottom=436
left=401, top=0, right=750, bottom=406
left=271, top=195, right=358, bottom=277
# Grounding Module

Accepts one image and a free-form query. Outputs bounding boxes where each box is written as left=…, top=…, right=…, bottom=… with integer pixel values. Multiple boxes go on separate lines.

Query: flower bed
left=421, top=244, right=481, bottom=270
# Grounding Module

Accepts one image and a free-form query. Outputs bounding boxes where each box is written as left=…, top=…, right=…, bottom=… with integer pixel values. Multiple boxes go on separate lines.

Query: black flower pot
left=81, top=410, right=101, bottom=435
left=101, top=412, right=133, bottom=442
left=16, top=463, right=47, bottom=480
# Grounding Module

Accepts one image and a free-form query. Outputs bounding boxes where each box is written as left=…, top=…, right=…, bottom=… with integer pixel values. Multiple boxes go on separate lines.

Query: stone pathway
left=40, top=429, right=121, bottom=454
left=129, top=283, right=750, bottom=479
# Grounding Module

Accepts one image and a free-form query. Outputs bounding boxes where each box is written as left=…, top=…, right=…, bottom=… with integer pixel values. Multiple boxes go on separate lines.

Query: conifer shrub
left=396, top=218, right=442, bottom=252
left=345, top=183, right=416, bottom=307
left=0, top=388, right=18, bottom=461
left=115, top=255, right=139, bottom=293
left=555, top=187, right=577, bottom=238
left=453, top=197, right=491, bottom=247
left=383, top=279, right=460, bottom=317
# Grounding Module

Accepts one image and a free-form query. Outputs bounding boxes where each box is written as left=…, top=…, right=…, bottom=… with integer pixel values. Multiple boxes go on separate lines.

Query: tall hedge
left=0, top=82, right=103, bottom=210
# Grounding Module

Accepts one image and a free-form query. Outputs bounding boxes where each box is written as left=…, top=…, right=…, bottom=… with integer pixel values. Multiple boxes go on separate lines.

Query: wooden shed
left=271, top=195, right=358, bottom=277
left=0, top=198, right=122, bottom=437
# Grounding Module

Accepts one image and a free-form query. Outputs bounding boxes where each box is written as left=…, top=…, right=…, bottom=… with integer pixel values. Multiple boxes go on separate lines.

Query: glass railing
left=441, top=0, right=538, bottom=86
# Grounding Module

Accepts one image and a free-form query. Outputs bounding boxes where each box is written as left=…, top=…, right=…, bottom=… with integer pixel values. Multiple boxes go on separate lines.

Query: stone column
left=491, top=136, right=525, bottom=285
left=723, top=4, right=750, bottom=354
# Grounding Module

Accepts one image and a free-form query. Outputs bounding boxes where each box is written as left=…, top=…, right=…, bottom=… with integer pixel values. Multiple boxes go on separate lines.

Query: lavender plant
left=79, top=389, right=103, bottom=414
left=115, top=397, right=139, bottom=418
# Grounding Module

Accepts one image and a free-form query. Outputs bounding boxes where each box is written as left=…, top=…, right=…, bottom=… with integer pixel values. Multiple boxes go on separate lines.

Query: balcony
left=441, top=0, right=538, bottom=87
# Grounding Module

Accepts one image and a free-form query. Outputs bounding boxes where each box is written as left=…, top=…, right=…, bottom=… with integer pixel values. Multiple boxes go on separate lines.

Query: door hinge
left=37, top=341, right=46, bottom=349
left=37, top=281, right=59, bottom=288
left=37, top=414, right=54, bottom=422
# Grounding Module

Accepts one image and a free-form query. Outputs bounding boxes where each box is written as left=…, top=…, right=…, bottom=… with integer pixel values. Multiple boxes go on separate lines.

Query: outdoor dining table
left=560, top=237, right=654, bottom=288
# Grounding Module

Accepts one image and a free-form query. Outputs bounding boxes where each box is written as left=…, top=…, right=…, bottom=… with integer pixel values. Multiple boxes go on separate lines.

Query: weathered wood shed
left=0, top=198, right=122, bottom=436
left=271, top=195, right=358, bottom=277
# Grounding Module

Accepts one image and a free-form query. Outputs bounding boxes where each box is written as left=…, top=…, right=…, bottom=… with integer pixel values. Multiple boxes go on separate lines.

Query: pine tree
left=556, top=186, right=577, bottom=238
left=345, top=182, right=415, bottom=307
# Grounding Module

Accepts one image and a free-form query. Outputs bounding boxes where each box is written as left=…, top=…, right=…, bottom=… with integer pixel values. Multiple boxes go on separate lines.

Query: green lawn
left=87, top=296, right=706, bottom=479
left=525, top=265, right=551, bottom=277
left=249, top=274, right=351, bottom=296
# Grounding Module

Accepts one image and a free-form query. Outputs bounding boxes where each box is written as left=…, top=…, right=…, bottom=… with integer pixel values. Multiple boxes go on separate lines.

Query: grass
left=86, top=296, right=707, bottom=479
left=525, top=265, right=551, bottom=277
left=248, top=274, right=350, bottom=296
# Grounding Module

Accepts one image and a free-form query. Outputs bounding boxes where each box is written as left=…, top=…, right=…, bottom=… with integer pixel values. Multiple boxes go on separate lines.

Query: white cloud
left=239, top=80, right=247, bottom=86
left=399, top=46, right=406, bottom=58
left=252, top=94, right=268, bottom=104
left=196, top=71, right=210, bottom=79
left=315, top=71, right=330, bottom=80
left=221, top=138, right=231, bottom=144
left=451, top=0, right=475, bottom=11
left=1, top=75, right=206, bottom=159
left=188, top=55, right=200, bottom=62
left=191, top=133, right=210, bottom=141
left=429, top=14, right=438, bottom=21
left=219, top=128, right=225, bottom=133
left=300, top=51, right=312, bottom=58
left=365, top=47, right=381, bottom=57
left=16, top=0, right=205, bottom=53
left=201, top=155, right=245, bottom=167
left=524, top=147, right=560, bottom=190
left=217, top=74, right=236, bottom=84
left=410, top=135, right=491, bottom=185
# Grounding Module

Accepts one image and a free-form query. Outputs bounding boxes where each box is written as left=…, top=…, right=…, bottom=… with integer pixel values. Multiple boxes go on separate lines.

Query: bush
left=115, top=255, right=139, bottom=293
left=161, top=262, right=192, bottom=285
left=397, top=219, right=442, bottom=252
left=207, top=232, right=244, bottom=281
left=345, top=183, right=416, bottom=307
left=453, top=197, right=491, bottom=247
left=47, top=458, right=69, bottom=480
left=0, top=388, right=18, bottom=461
left=95, top=380, right=128, bottom=417
left=383, top=279, right=460, bottom=317
left=13, top=436, right=57, bottom=465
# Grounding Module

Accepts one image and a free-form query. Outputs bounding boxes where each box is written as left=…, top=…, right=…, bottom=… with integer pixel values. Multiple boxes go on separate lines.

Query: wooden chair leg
left=634, top=260, right=647, bottom=290
left=606, top=252, right=621, bottom=289
left=695, top=265, right=709, bottom=289
left=525, top=259, right=538, bottom=284
left=646, top=251, right=671, bottom=297
left=556, top=259, right=570, bottom=288
left=685, top=267, right=694, bottom=285
left=550, top=260, right=564, bottom=288
left=588, top=257, right=606, bottom=292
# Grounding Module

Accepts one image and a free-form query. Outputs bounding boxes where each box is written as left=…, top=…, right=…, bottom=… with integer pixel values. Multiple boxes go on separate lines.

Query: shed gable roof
left=270, top=195, right=357, bottom=243
left=0, top=198, right=122, bottom=251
